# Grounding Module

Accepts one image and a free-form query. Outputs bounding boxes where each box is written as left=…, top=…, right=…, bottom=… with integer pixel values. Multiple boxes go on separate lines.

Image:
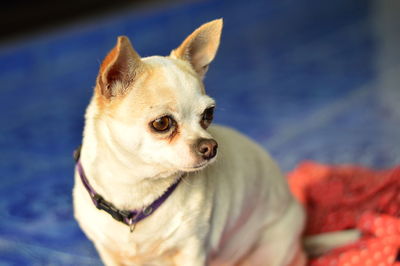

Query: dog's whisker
left=180, top=175, right=196, bottom=188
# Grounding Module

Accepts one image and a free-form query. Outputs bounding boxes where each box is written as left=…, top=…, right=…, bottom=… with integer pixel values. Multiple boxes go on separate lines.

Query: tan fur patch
left=94, top=52, right=207, bottom=117
left=95, top=58, right=191, bottom=119
left=100, top=45, right=118, bottom=74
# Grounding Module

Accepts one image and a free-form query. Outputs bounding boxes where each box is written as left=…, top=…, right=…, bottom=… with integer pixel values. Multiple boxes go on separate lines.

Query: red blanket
left=288, top=161, right=400, bottom=266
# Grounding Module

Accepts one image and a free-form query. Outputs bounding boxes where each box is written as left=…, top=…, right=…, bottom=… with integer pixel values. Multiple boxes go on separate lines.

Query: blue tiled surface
left=0, top=0, right=399, bottom=264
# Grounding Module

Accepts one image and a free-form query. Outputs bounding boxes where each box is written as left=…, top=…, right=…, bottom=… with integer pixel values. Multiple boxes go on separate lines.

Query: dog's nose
left=197, top=138, right=218, bottom=160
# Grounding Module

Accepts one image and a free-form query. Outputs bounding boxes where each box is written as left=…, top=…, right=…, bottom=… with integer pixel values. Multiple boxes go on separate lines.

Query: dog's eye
left=201, top=107, right=214, bottom=129
left=151, top=116, right=173, bottom=132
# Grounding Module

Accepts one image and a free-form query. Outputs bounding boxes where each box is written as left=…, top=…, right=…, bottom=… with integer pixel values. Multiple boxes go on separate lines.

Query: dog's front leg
left=94, top=242, right=123, bottom=266
left=173, top=237, right=207, bottom=266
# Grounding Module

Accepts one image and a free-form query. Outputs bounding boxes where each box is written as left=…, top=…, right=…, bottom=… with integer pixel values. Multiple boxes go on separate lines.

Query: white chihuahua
left=73, top=19, right=358, bottom=266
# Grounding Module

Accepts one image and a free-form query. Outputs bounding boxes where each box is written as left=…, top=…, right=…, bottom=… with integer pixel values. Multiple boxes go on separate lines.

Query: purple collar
left=74, top=146, right=182, bottom=232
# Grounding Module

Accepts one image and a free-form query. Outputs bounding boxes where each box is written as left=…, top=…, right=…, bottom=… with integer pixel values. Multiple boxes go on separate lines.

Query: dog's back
left=203, top=125, right=306, bottom=265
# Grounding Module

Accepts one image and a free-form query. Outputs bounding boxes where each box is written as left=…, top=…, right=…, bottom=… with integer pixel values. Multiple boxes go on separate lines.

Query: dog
left=73, top=19, right=359, bottom=266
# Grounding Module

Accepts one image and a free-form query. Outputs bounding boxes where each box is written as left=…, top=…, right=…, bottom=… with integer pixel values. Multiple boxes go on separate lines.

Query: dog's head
left=91, top=19, right=222, bottom=177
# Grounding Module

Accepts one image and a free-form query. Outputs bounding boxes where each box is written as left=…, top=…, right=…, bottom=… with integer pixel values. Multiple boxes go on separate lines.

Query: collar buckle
left=93, top=194, right=132, bottom=222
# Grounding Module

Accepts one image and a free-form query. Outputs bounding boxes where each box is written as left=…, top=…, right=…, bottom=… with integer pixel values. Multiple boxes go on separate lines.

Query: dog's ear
left=171, top=19, right=223, bottom=78
left=97, top=36, right=143, bottom=99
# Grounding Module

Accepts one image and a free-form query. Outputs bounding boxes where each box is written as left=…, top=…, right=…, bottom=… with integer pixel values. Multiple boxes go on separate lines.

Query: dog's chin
left=152, top=160, right=213, bottom=179
left=180, top=158, right=216, bottom=173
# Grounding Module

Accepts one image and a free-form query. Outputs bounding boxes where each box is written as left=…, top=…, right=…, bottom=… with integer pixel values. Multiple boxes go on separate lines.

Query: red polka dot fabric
left=288, top=162, right=400, bottom=266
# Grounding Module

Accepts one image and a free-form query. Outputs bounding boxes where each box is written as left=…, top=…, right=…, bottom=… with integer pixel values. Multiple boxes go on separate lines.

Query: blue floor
left=0, top=0, right=399, bottom=264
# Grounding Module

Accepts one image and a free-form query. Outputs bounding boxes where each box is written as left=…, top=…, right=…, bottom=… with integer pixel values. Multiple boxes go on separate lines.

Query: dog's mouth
left=181, top=163, right=208, bottom=172
left=181, top=160, right=213, bottom=172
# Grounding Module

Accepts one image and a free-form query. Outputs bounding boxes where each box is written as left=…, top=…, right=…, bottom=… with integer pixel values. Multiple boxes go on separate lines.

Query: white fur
left=73, top=57, right=305, bottom=266
left=74, top=122, right=305, bottom=265
left=73, top=20, right=357, bottom=266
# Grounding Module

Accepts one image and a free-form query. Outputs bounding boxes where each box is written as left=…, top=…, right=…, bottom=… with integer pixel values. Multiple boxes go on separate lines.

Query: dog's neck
left=80, top=110, right=182, bottom=210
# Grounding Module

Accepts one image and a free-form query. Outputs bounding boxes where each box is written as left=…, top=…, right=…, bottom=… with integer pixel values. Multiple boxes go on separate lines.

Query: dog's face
left=91, top=19, right=223, bottom=177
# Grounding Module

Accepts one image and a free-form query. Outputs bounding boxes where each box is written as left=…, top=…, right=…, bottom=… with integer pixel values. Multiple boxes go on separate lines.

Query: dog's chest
left=83, top=210, right=190, bottom=265
left=74, top=174, right=210, bottom=263
left=103, top=234, right=181, bottom=265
